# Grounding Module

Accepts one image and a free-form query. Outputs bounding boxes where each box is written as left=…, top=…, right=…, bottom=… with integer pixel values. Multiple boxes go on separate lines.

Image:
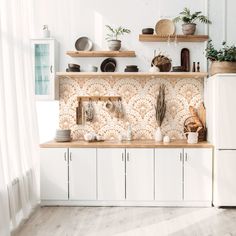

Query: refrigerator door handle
left=218, top=149, right=236, bottom=151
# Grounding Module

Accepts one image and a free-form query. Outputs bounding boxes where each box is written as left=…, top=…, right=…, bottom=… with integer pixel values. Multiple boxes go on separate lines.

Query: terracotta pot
left=182, top=23, right=196, bottom=35
left=210, top=61, right=236, bottom=75
left=107, top=40, right=121, bottom=51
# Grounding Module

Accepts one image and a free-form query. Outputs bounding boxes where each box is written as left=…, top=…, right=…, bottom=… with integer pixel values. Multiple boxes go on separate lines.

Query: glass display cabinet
left=32, top=39, right=58, bottom=100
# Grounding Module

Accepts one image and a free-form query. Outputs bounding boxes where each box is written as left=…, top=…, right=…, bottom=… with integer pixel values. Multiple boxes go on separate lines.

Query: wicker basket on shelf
left=183, top=116, right=207, bottom=142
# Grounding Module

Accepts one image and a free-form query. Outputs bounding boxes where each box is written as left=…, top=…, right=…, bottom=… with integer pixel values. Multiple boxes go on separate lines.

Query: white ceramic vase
left=155, top=127, right=163, bottom=142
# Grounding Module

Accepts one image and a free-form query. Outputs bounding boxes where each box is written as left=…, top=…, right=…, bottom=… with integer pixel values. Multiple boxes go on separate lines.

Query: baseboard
left=41, top=200, right=212, bottom=207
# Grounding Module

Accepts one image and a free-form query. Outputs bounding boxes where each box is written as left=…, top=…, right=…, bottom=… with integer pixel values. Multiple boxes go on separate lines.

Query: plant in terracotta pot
left=105, top=25, right=131, bottom=51
left=173, top=7, right=211, bottom=35
left=206, top=40, right=236, bottom=75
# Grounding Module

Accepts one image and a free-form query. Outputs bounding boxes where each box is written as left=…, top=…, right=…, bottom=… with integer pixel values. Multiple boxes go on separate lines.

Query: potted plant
left=105, top=25, right=131, bottom=51
left=206, top=40, right=236, bottom=75
left=173, top=7, right=211, bottom=35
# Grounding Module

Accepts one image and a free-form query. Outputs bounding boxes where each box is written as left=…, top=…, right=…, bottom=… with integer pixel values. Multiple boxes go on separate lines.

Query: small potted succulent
left=105, top=25, right=131, bottom=51
left=173, top=7, right=211, bottom=35
left=206, top=40, right=236, bottom=75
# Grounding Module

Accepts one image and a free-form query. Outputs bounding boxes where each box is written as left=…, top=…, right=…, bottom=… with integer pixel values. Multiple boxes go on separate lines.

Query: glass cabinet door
left=34, top=43, right=51, bottom=96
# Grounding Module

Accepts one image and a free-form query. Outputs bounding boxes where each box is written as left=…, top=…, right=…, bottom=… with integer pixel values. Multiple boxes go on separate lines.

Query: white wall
left=33, top=0, right=236, bottom=142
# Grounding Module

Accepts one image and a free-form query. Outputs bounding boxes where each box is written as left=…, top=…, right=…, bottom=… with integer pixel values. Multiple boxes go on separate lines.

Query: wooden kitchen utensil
left=76, top=98, right=83, bottom=125
left=189, top=106, right=202, bottom=127
left=198, top=102, right=206, bottom=128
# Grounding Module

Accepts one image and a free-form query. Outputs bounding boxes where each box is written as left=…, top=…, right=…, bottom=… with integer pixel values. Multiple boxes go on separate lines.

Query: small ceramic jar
left=187, top=132, right=198, bottom=144
left=163, top=135, right=170, bottom=143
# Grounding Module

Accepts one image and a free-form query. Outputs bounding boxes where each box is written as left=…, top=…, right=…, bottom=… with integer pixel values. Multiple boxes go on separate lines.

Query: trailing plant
left=105, top=25, right=131, bottom=41
left=173, top=7, right=211, bottom=24
left=206, top=40, right=236, bottom=62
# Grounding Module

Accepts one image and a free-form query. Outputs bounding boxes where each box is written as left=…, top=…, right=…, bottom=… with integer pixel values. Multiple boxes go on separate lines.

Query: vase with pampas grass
left=154, top=84, right=166, bottom=142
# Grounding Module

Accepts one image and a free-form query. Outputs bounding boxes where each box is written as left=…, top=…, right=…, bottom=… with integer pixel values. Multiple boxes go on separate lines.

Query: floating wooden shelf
left=139, top=34, right=209, bottom=42
left=57, top=72, right=208, bottom=79
left=66, top=50, right=136, bottom=57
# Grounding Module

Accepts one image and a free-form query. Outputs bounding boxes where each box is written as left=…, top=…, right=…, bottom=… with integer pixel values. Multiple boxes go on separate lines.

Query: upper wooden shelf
left=57, top=72, right=208, bottom=79
left=66, top=51, right=136, bottom=57
left=139, top=34, right=209, bottom=42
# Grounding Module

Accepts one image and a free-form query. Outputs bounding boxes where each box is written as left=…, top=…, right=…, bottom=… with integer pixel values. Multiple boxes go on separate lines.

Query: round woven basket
left=183, top=116, right=207, bottom=142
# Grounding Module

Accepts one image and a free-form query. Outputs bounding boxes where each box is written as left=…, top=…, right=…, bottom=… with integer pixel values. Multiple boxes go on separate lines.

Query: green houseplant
left=173, top=7, right=211, bottom=35
left=205, top=40, right=236, bottom=75
left=105, top=25, right=131, bottom=51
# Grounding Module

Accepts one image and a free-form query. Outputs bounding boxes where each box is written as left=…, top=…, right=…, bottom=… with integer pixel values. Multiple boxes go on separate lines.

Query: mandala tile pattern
left=59, top=76, right=203, bottom=140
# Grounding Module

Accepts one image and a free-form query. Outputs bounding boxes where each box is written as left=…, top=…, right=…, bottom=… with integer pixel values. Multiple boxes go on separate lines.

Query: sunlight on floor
left=91, top=208, right=223, bottom=236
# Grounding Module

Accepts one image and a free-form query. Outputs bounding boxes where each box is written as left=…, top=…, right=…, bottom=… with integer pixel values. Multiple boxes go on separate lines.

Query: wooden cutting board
left=198, top=102, right=206, bottom=128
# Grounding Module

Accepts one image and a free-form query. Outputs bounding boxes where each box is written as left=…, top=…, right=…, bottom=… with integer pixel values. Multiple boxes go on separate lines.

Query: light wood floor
left=14, top=206, right=236, bottom=236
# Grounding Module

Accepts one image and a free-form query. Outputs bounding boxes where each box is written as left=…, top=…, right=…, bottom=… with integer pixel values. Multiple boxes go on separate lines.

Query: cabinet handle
left=127, top=153, right=130, bottom=161
left=122, top=153, right=124, bottom=161
left=64, top=152, right=67, bottom=161
left=179, top=153, right=182, bottom=161
left=69, top=152, right=72, bottom=161
left=185, top=153, right=188, bottom=161
left=50, top=65, right=53, bottom=73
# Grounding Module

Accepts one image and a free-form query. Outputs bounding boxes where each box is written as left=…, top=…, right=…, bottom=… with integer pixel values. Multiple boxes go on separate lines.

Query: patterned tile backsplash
left=59, top=76, right=203, bottom=140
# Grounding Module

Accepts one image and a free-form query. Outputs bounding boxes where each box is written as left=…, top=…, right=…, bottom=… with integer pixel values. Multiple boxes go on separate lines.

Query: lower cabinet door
left=40, top=148, right=68, bottom=200
left=69, top=148, right=96, bottom=200
left=155, top=148, right=183, bottom=201
left=184, top=148, right=212, bottom=201
left=97, top=148, right=125, bottom=200
left=126, top=148, right=154, bottom=201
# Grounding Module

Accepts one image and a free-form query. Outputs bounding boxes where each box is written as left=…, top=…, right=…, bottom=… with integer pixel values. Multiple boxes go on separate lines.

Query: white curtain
left=0, top=0, right=39, bottom=235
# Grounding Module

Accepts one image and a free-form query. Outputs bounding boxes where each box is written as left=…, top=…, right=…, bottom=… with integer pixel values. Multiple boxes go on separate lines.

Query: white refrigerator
left=207, top=73, right=236, bottom=206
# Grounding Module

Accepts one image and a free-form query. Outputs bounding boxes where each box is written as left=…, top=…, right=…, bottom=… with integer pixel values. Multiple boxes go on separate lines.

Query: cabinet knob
left=185, top=153, right=188, bottom=161
left=50, top=65, right=53, bottom=73
left=64, top=152, right=67, bottom=161
left=69, top=152, right=72, bottom=161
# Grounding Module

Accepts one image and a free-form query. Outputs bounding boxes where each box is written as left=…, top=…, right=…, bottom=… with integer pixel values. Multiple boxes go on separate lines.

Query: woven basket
left=183, top=116, right=207, bottom=142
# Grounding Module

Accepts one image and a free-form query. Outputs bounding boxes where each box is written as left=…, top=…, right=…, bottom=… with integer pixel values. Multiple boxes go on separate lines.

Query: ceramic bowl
left=101, top=58, right=117, bottom=72
left=75, top=37, right=93, bottom=51
left=87, top=65, right=98, bottom=72
left=142, top=28, right=154, bottom=34
left=68, top=63, right=80, bottom=69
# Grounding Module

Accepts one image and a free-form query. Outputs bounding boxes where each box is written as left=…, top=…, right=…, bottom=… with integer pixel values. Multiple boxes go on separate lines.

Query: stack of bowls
left=55, top=129, right=71, bottom=142
left=124, top=65, right=139, bottom=72
left=66, top=64, right=80, bottom=72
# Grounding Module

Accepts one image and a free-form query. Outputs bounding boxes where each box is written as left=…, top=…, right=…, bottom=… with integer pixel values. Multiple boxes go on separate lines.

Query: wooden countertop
left=40, top=139, right=213, bottom=148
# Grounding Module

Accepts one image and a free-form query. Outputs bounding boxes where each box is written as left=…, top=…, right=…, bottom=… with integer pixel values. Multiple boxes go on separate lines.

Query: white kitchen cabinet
left=69, top=148, right=96, bottom=200
left=97, top=148, right=125, bottom=200
left=155, top=148, right=183, bottom=201
left=40, top=148, right=68, bottom=200
left=184, top=148, right=212, bottom=201
left=155, top=148, right=212, bottom=202
left=32, top=38, right=58, bottom=100
left=126, top=148, right=154, bottom=201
